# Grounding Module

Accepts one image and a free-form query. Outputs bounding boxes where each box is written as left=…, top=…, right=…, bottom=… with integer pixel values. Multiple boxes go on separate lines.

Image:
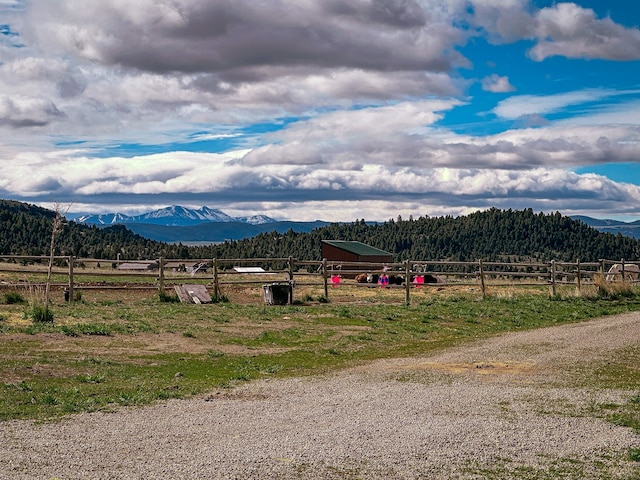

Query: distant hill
left=0, top=199, right=330, bottom=257
left=201, top=209, right=640, bottom=263
left=572, top=216, right=640, bottom=239
left=0, top=199, right=172, bottom=259
left=73, top=205, right=277, bottom=227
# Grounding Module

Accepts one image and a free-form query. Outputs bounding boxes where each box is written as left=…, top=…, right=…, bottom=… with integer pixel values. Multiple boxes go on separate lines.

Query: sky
left=1, top=0, right=640, bottom=222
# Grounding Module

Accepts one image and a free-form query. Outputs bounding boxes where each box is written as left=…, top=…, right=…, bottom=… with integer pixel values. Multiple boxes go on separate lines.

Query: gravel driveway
left=1, top=312, right=639, bottom=479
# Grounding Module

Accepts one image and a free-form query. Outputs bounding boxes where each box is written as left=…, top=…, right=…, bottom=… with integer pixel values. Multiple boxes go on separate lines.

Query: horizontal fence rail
left=0, top=255, right=638, bottom=305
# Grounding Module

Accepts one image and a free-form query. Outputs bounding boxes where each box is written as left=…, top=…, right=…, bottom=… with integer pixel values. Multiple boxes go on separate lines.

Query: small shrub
left=3, top=291, right=26, bottom=304
left=630, top=448, right=640, bottom=462
left=212, top=294, right=229, bottom=303
left=29, top=304, right=54, bottom=323
left=159, top=291, right=180, bottom=303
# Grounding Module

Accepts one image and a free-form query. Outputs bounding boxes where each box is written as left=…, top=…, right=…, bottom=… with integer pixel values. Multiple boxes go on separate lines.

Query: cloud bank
left=0, top=0, right=639, bottom=222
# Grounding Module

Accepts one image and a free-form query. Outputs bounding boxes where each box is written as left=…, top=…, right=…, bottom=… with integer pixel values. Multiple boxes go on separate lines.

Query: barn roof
left=322, top=240, right=392, bottom=257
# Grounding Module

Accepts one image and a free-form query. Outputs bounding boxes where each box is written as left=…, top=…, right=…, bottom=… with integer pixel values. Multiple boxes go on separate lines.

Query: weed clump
left=211, top=294, right=229, bottom=303
left=3, top=291, right=25, bottom=304
left=28, top=303, right=54, bottom=323
left=159, top=291, right=180, bottom=303
left=299, top=294, right=329, bottom=303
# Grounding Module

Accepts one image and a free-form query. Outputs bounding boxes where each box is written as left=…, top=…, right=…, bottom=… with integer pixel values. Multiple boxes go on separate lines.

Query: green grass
left=1, top=287, right=640, bottom=422
left=606, top=390, right=640, bottom=433
left=2, top=291, right=26, bottom=304
left=464, top=453, right=639, bottom=480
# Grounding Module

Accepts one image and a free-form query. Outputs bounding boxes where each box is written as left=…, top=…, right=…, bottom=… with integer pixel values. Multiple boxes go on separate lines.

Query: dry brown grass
left=593, top=273, right=638, bottom=298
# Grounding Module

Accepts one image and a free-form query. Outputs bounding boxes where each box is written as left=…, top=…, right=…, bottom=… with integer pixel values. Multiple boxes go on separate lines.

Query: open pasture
left=1, top=277, right=640, bottom=422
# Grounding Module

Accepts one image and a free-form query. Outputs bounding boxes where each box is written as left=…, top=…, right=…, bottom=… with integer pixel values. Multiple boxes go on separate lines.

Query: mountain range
left=73, top=205, right=277, bottom=227
left=71, top=205, right=330, bottom=243
left=572, top=215, right=640, bottom=240
left=69, top=205, right=640, bottom=243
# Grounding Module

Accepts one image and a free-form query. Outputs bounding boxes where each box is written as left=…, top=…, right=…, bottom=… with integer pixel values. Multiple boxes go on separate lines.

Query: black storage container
left=263, top=282, right=292, bottom=305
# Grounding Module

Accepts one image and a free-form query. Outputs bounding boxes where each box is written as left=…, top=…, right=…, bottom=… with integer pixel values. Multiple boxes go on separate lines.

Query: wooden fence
left=1, top=254, right=638, bottom=305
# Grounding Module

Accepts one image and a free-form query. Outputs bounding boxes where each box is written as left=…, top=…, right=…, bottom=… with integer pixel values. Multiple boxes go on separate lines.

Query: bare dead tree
left=45, top=202, right=71, bottom=313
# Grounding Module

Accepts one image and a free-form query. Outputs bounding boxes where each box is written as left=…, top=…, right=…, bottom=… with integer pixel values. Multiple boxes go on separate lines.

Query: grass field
left=1, top=281, right=640, bottom=426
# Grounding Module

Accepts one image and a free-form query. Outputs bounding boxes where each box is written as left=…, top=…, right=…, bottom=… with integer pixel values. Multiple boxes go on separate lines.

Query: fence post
left=158, top=256, right=164, bottom=294
left=288, top=256, right=294, bottom=304
left=576, top=258, right=581, bottom=294
left=323, top=258, right=328, bottom=299
left=404, top=260, right=411, bottom=306
left=621, top=258, right=626, bottom=284
left=478, top=259, right=486, bottom=299
left=550, top=260, right=556, bottom=297
left=68, top=255, right=74, bottom=302
left=213, top=258, right=219, bottom=299
left=600, top=259, right=605, bottom=279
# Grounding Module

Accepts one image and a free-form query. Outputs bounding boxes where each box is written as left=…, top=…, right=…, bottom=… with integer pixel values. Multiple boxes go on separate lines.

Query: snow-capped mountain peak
left=75, top=212, right=134, bottom=225
left=195, top=206, right=236, bottom=222
left=238, top=214, right=277, bottom=225
left=73, top=206, right=274, bottom=227
left=133, top=206, right=237, bottom=226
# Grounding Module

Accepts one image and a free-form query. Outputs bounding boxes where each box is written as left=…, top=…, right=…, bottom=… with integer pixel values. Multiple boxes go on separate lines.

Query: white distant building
left=233, top=266, right=267, bottom=273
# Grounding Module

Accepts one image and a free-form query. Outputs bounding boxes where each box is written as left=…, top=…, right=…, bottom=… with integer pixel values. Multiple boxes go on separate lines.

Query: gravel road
left=1, top=313, right=639, bottom=479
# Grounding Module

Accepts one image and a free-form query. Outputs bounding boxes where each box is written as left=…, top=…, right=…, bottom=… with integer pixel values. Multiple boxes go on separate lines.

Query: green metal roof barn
left=321, top=240, right=393, bottom=263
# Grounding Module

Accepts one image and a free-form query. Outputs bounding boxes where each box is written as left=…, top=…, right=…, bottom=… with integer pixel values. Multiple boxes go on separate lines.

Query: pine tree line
left=194, top=208, right=640, bottom=263
left=1, top=200, right=639, bottom=263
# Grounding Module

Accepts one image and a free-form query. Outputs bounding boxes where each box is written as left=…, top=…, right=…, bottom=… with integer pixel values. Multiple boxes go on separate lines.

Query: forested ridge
left=0, top=200, right=185, bottom=259
left=196, top=209, right=640, bottom=262
left=2, top=200, right=639, bottom=262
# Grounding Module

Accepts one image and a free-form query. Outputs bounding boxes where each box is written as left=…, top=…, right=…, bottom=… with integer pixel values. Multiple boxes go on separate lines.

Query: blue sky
left=0, top=0, right=639, bottom=222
